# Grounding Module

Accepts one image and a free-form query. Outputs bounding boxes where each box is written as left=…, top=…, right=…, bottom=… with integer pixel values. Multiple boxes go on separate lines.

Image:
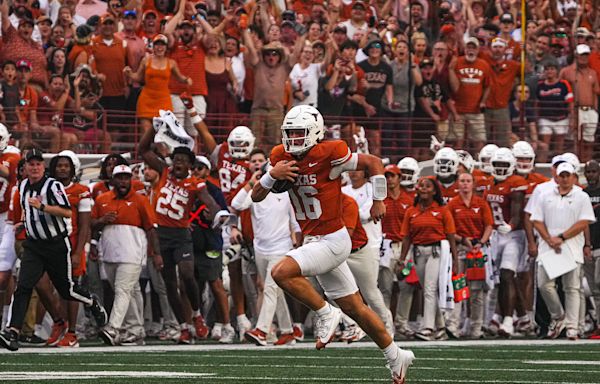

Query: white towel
left=153, top=110, right=195, bottom=152
left=482, top=244, right=496, bottom=290
left=438, top=240, right=455, bottom=310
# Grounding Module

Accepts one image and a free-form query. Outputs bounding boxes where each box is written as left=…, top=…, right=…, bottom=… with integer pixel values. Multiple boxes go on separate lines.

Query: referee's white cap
left=112, top=164, right=132, bottom=176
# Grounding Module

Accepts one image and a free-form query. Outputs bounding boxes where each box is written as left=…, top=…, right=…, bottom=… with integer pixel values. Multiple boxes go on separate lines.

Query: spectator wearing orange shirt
left=446, top=172, right=493, bottom=339
left=483, top=38, right=520, bottom=147
left=399, top=177, right=458, bottom=341
left=448, top=37, right=491, bottom=153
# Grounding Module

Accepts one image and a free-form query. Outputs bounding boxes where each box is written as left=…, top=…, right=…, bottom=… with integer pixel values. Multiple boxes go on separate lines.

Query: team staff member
left=530, top=162, right=595, bottom=340
left=92, top=165, right=160, bottom=346
left=47, top=151, right=93, bottom=348
left=0, top=149, right=107, bottom=351
left=446, top=172, right=493, bottom=338
left=380, top=162, right=416, bottom=338
left=399, top=177, right=458, bottom=341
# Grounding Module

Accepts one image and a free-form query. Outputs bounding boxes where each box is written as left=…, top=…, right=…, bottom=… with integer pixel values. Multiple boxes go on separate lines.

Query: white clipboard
left=537, top=242, right=578, bottom=280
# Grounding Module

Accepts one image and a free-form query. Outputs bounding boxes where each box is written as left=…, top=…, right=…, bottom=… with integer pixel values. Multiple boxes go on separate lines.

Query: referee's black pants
left=8, top=236, right=93, bottom=330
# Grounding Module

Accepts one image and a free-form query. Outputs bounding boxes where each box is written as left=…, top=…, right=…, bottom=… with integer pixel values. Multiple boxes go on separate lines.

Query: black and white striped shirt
left=20, top=176, right=72, bottom=240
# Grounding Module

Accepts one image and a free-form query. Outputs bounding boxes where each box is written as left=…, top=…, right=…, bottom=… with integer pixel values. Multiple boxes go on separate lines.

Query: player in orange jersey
left=512, top=141, right=549, bottom=335
left=140, top=121, right=220, bottom=344
left=187, top=97, right=255, bottom=339
left=473, top=144, right=498, bottom=193
left=251, top=105, right=414, bottom=384
left=484, top=147, right=527, bottom=337
left=47, top=151, right=93, bottom=348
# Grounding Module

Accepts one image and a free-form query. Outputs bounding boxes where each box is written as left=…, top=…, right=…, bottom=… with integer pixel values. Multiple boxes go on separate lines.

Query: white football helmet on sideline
left=512, top=141, right=535, bottom=174
left=0, top=123, right=11, bottom=152
left=478, top=144, right=498, bottom=174
left=433, top=147, right=459, bottom=178
left=58, top=150, right=82, bottom=178
left=456, top=150, right=475, bottom=173
left=281, top=105, right=324, bottom=155
left=490, top=147, right=516, bottom=181
left=227, top=126, right=255, bottom=159
left=397, top=157, right=420, bottom=186
left=4, top=145, right=20, bottom=154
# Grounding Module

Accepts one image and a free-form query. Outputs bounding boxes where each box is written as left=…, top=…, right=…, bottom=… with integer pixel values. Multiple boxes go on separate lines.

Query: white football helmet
left=397, top=157, right=420, bottom=186
left=456, top=150, right=475, bottom=173
left=512, top=141, right=535, bottom=174
left=4, top=145, right=20, bottom=154
left=433, top=147, right=459, bottom=178
left=0, top=123, right=11, bottom=152
left=58, top=150, right=81, bottom=177
left=478, top=144, right=499, bottom=174
left=561, top=152, right=581, bottom=172
left=281, top=105, right=324, bottom=155
left=490, top=147, right=516, bottom=181
left=227, top=126, right=255, bottom=159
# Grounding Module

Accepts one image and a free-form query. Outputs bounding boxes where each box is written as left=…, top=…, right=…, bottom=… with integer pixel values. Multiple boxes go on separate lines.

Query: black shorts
left=157, top=226, right=194, bottom=267
left=195, top=250, right=223, bottom=282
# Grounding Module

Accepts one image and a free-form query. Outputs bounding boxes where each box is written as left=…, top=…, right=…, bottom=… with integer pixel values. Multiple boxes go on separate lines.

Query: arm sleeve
left=231, top=188, right=253, bottom=211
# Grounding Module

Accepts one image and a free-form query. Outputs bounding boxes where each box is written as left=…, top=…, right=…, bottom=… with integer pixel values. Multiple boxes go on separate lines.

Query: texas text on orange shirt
left=453, top=56, right=491, bottom=114
left=270, top=140, right=352, bottom=236
left=484, top=174, right=527, bottom=229
left=0, top=152, right=20, bottom=214
left=152, top=168, right=206, bottom=229
left=65, top=183, right=93, bottom=277
left=92, top=188, right=156, bottom=230
left=447, top=194, right=493, bottom=240
left=401, top=202, right=456, bottom=245
left=342, top=193, right=368, bottom=250
left=381, top=187, right=415, bottom=242
left=213, top=143, right=252, bottom=205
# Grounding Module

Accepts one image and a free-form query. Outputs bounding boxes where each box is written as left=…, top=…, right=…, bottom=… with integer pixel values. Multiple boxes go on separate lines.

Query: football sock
left=382, top=342, right=398, bottom=362
left=316, top=303, right=331, bottom=317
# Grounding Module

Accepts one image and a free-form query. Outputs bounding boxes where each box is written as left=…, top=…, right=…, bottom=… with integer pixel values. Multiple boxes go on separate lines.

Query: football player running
left=484, top=148, right=527, bottom=337
left=512, top=141, right=548, bottom=335
left=252, top=106, right=414, bottom=383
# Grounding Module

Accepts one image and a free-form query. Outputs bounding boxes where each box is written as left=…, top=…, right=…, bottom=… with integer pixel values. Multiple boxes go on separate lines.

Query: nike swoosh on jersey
left=309, top=162, right=318, bottom=167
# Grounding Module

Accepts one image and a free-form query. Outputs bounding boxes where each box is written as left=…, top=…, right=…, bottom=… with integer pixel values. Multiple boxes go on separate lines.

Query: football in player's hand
left=272, top=178, right=295, bottom=193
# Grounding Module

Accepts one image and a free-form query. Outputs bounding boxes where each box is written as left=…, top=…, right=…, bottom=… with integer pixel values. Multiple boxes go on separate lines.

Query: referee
left=0, top=149, right=107, bottom=351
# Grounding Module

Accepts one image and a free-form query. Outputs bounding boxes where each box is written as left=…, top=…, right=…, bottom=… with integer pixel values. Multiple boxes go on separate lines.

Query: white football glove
left=497, top=222, right=513, bottom=235
left=353, top=126, right=369, bottom=154
left=430, top=135, right=445, bottom=154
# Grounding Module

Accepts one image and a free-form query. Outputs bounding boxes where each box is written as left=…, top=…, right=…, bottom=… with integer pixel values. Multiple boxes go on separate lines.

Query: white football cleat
left=314, top=305, right=342, bottom=350
left=387, top=347, right=415, bottom=384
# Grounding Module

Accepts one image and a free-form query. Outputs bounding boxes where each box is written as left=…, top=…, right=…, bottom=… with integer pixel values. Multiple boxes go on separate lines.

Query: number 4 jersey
left=153, top=168, right=206, bottom=228
left=484, top=174, right=527, bottom=229
left=270, top=140, right=352, bottom=237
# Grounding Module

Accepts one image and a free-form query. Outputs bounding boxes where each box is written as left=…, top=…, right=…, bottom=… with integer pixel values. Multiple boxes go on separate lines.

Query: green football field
left=0, top=339, right=599, bottom=383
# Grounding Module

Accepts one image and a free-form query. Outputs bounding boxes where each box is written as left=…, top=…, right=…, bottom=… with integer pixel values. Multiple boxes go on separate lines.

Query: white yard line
left=1, top=371, right=215, bottom=380
left=523, top=360, right=600, bottom=366
left=3, top=339, right=599, bottom=355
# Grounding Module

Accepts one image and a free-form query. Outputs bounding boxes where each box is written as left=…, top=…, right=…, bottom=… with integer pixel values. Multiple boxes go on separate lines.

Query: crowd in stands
left=0, top=0, right=599, bottom=358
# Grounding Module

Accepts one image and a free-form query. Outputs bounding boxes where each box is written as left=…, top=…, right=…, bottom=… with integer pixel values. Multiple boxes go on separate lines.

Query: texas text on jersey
left=484, top=174, right=528, bottom=229
left=270, top=140, right=351, bottom=236
left=213, top=143, right=251, bottom=204
left=153, top=168, right=206, bottom=228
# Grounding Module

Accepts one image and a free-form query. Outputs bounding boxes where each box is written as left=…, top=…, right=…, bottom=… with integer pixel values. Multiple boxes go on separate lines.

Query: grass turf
left=1, top=341, right=599, bottom=383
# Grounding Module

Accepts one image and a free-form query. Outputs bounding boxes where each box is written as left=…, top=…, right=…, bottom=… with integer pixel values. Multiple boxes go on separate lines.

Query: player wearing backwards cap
left=484, top=147, right=527, bottom=337
left=185, top=95, right=255, bottom=340
left=512, top=141, right=549, bottom=335
left=140, top=109, right=220, bottom=344
left=251, top=105, right=414, bottom=384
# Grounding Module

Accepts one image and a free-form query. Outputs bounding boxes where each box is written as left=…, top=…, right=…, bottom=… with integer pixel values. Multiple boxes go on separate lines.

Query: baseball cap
left=556, top=162, right=575, bottom=175
left=195, top=155, right=211, bottom=170
left=112, top=164, right=133, bottom=176
left=352, top=0, right=367, bottom=9
left=333, top=23, right=347, bottom=33
left=16, top=59, right=32, bottom=71
left=465, top=36, right=479, bottom=48
left=551, top=155, right=566, bottom=166
left=500, top=13, right=514, bottom=23
left=575, top=27, right=591, bottom=37
left=100, top=13, right=115, bottom=24
left=142, top=9, right=158, bottom=19
left=561, top=152, right=581, bottom=171
left=419, top=57, right=433, bottom=68
left=152, top=34, right=168, bottom=45
left=25, top=148, right=44, bottom=162
left=576, top=44, right=591, bottom=55
left=178, top=19, right=194, bottom=28
left=384, top=164, right=401, bottom=175
left=18, top=17, right=34, bottom=27
left=36, top=15, right=52, bottom=24
left=491, top=37, right=507, bottom=48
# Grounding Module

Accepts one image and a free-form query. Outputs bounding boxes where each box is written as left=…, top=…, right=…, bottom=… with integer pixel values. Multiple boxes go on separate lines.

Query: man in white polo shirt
left=530, top=162, right=596, bottom=340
